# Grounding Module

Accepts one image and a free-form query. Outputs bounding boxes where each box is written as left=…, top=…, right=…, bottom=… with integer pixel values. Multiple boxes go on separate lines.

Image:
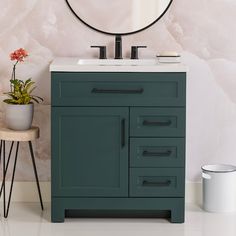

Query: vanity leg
left=170, top=203, right=185, bottom=223
left=51, top=199, right=65, bottom=223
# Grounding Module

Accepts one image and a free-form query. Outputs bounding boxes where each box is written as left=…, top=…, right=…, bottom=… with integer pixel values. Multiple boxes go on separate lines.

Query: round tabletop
left=0, top=126, right=40, bottom=142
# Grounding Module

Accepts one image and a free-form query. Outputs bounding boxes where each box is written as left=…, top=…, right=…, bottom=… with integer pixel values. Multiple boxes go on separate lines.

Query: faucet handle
left=131, top=46, right=147, bottom=59
left=91, top=46, right=107, bottom=59
left=115, top=35, right=123, bottom=59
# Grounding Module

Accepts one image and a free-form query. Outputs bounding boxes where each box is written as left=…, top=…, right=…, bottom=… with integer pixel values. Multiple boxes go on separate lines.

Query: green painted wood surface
left=51, top=197, right=185, bottom=223
left=130, top=107, right=186, bottom=137
left=51, top=72, right=186, bottom=107
left=51, top=71, right=186, bottom=223
left=52, top=107, right=129, bottom=197
left=130, top=138, right=185, bottom=167
left=129, top=168, right=185, bottom=197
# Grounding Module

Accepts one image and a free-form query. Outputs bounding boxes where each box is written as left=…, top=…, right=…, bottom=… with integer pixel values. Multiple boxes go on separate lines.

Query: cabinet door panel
left=52, top=107, right=129, bottom=197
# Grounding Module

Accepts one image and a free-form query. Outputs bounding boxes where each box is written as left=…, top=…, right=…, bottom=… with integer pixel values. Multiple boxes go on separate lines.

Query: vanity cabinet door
left=52, top=107, right=129, bottom=197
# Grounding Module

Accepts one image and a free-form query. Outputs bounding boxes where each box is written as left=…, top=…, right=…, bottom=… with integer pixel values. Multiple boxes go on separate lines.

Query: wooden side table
left=0, top=126, right=43, bottom=217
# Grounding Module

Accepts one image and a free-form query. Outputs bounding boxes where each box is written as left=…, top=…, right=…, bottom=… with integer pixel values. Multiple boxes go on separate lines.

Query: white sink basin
left=78, top=59, right=157, bottom=66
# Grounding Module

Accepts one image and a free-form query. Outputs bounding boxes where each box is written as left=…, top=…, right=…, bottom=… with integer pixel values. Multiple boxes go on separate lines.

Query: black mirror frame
left=65, top=0, right=173, bottom=36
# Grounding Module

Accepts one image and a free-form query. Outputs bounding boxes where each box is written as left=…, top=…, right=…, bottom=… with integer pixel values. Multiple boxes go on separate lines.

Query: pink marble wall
left=0, top=0, right=236, bottom=182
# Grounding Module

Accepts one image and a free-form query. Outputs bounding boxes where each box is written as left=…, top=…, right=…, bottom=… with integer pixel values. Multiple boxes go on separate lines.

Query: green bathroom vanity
left=50, top=58, right=187, bottom=223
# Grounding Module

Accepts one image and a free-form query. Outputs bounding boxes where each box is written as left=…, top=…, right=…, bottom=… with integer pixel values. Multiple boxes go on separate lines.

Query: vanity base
left=51, top=197, right=185, bottom=223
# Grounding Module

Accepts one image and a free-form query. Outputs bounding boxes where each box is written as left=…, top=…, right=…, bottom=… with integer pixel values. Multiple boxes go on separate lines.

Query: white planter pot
left=4, top=103, right=34, bottom=131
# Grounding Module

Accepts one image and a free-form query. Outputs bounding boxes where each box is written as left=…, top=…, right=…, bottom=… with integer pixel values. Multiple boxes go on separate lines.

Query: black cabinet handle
left=142, top=120, right=172, bottom=126
left=142, top=150, right=172, bottom=157
left=92, top=88, right=144, bottom=94
left=121, top=119, right=125, bottom=148
left=142, top=180, right=171, bottom=187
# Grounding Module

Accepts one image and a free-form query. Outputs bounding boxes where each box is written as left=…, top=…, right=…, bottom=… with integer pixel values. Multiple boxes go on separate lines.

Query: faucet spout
left=115, top=35, right=123, bottom=59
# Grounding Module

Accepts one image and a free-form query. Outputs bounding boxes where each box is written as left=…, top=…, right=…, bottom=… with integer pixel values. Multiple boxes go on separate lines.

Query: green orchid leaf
left=24, top=78, right=32, bottom=85
left=5, top=75, right=43, bottom=105
left=25, top=81, right=35, bottom=91
left=30, top=97, right=40, bottom=103
left=28, top=86, right=36, bottom=94
left=32, top=95, right=43, bottom=102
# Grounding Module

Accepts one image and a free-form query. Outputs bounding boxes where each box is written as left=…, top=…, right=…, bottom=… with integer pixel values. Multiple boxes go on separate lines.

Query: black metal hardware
left=0, top=140, right=44, bottom=218
left=65, top=0, right=173, bottom=36
left=131, top=46, right=147, bottom=59
left=121, top=119, right=125, bottom=148
left=0, top=140, right=2, bottom=163
left=115, top=35, right=123, bottom=59
left=2, top=141, right=6, bottom=217
left=143, top=120, right=172, bottom=126
left=142, top=150, right=172, bottom=157
left=28, top=141, right=44, bottom=211
left=92, top=88, right=144, bottom=94
left=5, top=142, right=19, bottom=218
left=0, top=141, right=14, bottom=197
left=91, top=46, right=107, bottom=59
left=142, top=180, right=171, bottom=187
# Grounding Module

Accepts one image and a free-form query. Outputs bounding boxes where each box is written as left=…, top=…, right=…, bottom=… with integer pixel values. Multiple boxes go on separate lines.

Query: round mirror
left=65, top=0, right=173, bottom=35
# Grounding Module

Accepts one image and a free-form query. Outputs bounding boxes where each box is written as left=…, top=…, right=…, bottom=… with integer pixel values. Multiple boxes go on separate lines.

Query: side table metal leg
left=0, top=140, right=2, bottom=196
left=0, top=140, right=2, bottom=163
left=3, top=141, right=6, bottom=217
left=5, top=142, right=19, bottom=218
left=0, top=141, right=14, bottom=198
left=28, top=141, right=44, bottom=210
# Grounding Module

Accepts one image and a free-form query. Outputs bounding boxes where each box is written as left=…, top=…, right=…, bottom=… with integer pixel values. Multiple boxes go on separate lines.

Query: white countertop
left=50, top=57, right=188, bottom=72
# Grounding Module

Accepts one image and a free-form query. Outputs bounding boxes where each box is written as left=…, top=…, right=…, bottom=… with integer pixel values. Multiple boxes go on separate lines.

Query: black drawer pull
left=143, top=150, right=172, bottom=157
left=92, top=88, right=144, bottom=94
left=142, top=120, right=172, bottom=126
left=142, top=180, right=171, bottom=187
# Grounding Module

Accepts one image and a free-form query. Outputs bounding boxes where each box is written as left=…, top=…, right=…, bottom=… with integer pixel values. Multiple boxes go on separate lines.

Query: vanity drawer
left=130, top=138, right=185, bottom=167
left=52, top=72, right=186, bottom=107
left=130, top=168, right=185, bottom=197
left=130, top=108, right=185, bottom=137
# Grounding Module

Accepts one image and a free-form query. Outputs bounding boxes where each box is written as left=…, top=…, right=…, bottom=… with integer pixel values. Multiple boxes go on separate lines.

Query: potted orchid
left=3, top=48, right=43, bottom=130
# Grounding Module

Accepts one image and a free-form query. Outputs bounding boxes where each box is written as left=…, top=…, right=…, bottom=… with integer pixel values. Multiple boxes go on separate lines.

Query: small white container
left=202, top=164, right=236, bottom=213
left=157, top=56, right=181, bottom=64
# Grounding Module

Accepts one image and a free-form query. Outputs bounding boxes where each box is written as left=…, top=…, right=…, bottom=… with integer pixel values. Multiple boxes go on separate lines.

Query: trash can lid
left=202, top=164, right=236, bottom=173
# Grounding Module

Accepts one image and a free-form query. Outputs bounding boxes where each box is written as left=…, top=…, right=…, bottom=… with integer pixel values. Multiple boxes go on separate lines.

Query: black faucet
left=114, top=35, right=123, bottom=59
left=91, top=46, right=107, bottom=59
left=131, top=46, right=147, bottom=59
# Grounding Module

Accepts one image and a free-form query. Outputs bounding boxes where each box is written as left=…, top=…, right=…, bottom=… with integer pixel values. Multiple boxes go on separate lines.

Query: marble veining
left=0, top=0, right=236, bottom=181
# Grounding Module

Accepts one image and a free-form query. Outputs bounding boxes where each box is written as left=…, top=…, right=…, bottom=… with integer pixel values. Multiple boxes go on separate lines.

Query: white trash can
left=202, top=164, right=236, bottom=213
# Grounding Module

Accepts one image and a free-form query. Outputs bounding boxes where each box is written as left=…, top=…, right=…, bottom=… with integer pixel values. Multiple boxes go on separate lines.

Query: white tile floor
left=0, top=203, right=236, bottom=236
